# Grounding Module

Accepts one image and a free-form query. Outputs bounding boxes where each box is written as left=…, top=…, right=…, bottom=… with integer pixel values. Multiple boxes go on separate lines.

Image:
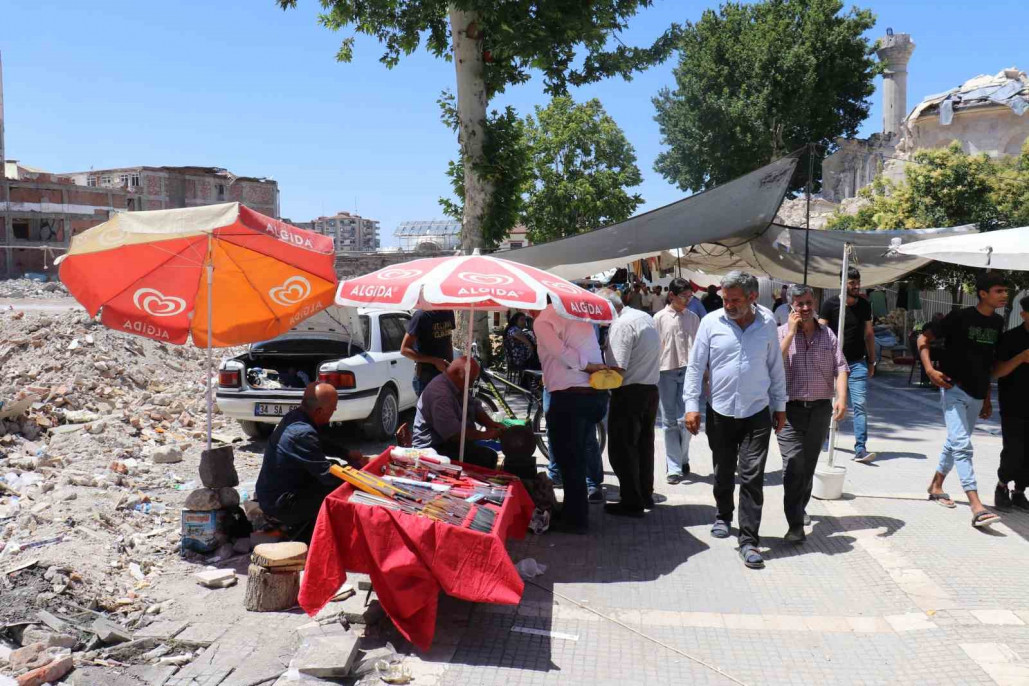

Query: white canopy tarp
left=501, top=155, right=977, bottom=287
left=896, top=225, right=1029, bottom=271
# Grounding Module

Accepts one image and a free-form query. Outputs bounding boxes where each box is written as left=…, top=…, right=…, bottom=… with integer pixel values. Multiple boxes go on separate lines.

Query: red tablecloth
left=299, top=448, right=536, bottom=651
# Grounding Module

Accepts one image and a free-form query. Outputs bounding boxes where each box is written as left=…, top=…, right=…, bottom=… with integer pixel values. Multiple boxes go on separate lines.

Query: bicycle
left=471, top=356, right=607, bottom=461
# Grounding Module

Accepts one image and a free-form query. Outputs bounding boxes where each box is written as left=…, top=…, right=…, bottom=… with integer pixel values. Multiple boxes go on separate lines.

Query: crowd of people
left=252, top=267, right=1029, bottom=568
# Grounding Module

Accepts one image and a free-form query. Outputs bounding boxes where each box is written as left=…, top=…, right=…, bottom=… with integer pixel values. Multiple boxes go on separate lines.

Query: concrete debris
left=291, top=634, right=360, bottom=679
left=150, top=445, right=183, bottom=464
left=0, top=279, right=68, bottom=300
left=198, top=446, right=238, bottom=488
left=183, top=489, right=221, bottom=511
left=91, top=617, right=132, bottom=645
left=194, top=568, right=237, bottom=589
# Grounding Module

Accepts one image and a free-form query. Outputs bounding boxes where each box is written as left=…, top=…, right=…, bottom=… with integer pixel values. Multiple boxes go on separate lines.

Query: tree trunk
left=450, top=6, right=490, bottom=254
left=244, top=563, right=300, bottom=612
left=449, top=5, right=492, bottom=363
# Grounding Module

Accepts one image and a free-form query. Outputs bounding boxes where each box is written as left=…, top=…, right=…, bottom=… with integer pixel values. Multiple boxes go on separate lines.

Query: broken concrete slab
left=133, top=620, right=189, bottom=641
left=292, top=633, right=360, bottom=679
left=183, top=488, right=221, bottom=511
left=150, top=445, right=183, bottom=464
left=173, top=622, right=229, bottom=645
left=91, top=617, right=132, bottom=645
left=194, top=568, right=237, bottom=588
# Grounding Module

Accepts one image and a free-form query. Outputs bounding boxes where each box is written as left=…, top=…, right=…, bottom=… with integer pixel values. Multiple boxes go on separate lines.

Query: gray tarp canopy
left=501, top=155, right=975, bottom=288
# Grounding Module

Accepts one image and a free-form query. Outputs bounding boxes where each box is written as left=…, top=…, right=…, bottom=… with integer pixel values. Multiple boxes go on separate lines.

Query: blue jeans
left=544, top=388, right=604, bottom=489
left=848, top=361, right=869, bottom=454
left=658, top=368, right=691, bottom=476
left=939, top=385, right=982, bottom=492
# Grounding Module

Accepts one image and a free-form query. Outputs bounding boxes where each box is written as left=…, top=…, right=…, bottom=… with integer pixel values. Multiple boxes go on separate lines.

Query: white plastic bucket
left=812, top=466, right=846, bottom=500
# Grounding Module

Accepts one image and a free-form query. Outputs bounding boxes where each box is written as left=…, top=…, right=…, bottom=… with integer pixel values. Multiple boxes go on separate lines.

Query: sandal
left=739, top=545, right=765, bottom=570
left=972, top=510, right=1001, bottom=528
left=928, top=492, right=956, bottom=508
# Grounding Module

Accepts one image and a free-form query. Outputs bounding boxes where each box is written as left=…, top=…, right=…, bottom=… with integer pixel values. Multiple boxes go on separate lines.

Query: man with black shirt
left=917, top=273, right=1008, bottom=528
left=819, top=268, right=877, bottom=463
left=401, top=309, right=456, bottom=396
left=992, top=295, right=1029, bottom=511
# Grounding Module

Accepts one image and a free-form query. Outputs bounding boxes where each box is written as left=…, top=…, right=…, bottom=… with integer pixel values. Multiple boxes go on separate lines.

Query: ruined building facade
left=821, top=32, right=1029, bottom=204
left=0, top=52, right=279, bottom=277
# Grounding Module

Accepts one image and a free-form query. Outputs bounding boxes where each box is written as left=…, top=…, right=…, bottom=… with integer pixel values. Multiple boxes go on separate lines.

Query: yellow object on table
left=589, top=369, right=623, bottom=390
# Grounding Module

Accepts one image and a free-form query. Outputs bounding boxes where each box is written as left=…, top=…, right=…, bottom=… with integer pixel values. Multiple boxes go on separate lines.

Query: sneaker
left=995, top=484, right=1013, bottom=511
left=784, top=526, right=806, bottom=544
left=666, top=473, right=684, bottom=485
left=643, top=495, right=656, bottom=510
left=711, top=520, right=731, bottom=539
left=853, top=450, right=876, bottom=464
left=587, top=487, right=605, bottom=504
left=1012, top=491, right=1029, bottom=512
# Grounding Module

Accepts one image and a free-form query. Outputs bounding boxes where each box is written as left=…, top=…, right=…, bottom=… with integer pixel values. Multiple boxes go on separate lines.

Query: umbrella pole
left=206, top=235, right=214, bottom=455
left=826, top=242, right=851, bottom=468
left=458, top=307, right=474, bottom=464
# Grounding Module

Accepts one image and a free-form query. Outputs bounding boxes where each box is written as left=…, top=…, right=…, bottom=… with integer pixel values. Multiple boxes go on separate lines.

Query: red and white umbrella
left=335, top=253, right=615, bottom=461
left=335, top=254, right=615, bottom=323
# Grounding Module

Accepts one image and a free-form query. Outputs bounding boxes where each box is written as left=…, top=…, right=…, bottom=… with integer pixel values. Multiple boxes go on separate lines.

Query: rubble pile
left=0, top=279, right=69, bottom=300
left=0, top=308, right=251, bottom=682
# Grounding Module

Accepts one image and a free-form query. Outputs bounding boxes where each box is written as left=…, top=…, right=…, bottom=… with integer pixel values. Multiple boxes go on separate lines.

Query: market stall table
left=299, top=448, right=536, bottom=650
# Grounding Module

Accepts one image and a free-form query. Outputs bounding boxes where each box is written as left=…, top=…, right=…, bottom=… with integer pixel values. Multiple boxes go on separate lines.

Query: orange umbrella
left=56, top=202, right=338, bottom=450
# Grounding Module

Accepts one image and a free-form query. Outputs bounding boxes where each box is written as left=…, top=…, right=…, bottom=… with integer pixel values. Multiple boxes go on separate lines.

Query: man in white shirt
left=535, top=303, right=610, bottom=534
left=654, top=278, right=701, bottom=484
left=597, top=289, right=662, bottom=517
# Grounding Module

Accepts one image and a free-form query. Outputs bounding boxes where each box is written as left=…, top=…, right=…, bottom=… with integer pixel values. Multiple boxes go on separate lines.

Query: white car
left=215, top=307, right=417, bottom=439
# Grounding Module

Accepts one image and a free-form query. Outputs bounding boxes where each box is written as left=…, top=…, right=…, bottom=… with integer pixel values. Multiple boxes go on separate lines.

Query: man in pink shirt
left=777, top=284, right=848, bottom=543
left=654, top=278, right=701, bottom=484
left=535, top=303, right=610, bottom=534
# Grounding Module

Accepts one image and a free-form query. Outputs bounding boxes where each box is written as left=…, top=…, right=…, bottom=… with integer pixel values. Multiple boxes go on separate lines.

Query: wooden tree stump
left=244, top=563, right=300, bottom=612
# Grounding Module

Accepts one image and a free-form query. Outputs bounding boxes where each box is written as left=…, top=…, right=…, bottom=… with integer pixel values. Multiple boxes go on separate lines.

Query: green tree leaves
left=523, top=97, right=644, bottom=243
left=652, top=0, right=878, bottom=193
left=825, top=141, right=1029, bottom=293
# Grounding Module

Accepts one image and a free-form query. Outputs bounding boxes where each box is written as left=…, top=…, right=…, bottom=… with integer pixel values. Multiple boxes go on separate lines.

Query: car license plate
left=255, top=403, right=296, bottom=417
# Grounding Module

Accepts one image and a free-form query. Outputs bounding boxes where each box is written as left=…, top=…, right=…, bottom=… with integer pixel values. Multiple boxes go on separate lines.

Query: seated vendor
left=411, top=357, right=504, bottom=469
left=255, top=382, right=361, bottom=540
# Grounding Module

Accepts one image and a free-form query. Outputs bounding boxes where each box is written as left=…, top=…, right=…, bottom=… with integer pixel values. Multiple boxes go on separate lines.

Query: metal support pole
left=458, top=306, right=474, bottom=464
left=826, top=242, right=851, bottom=468
left=205, top=234, right=214, bottom=454
left=803, top=142, right=814, bottom=284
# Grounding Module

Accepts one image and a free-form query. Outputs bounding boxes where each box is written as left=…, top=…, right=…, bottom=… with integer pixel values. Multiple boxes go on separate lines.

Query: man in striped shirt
left=777, top=284, right=849, bottom=544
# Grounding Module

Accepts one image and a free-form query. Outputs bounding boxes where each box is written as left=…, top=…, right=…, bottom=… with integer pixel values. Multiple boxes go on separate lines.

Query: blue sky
left=2, top=0, right=1026, bottom=246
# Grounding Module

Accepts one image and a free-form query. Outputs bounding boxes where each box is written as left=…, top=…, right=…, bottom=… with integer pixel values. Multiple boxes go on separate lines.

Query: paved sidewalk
left=427, top=372, right=1029, bottom=685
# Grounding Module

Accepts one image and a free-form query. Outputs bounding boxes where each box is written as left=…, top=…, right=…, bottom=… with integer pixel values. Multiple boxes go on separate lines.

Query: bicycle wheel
left=531, top=405, right=550, bottom=461
left=476, top=392, right=500, bottom=421
left=595, top=421, right=607, bottom=455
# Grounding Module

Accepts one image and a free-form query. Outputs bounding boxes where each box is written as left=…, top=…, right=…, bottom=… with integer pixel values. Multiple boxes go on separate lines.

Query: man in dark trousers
left=684, top=271, right=786, bottom=570
left=597, top=288, right=661, bottom=517
left=819, top=267, right=877, bottom=463
left=256, top=382, right=362, bottom=540
left=777, top=284, right=849, bottom=543
left=918, top=272, right=1008, bottom=528
left=993, top=294, right=1029, bottom=511
left=401, top=309, right=456, bottom=396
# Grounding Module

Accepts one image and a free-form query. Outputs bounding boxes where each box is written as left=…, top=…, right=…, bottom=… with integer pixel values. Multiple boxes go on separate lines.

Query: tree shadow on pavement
left=441, top=503, right=712, bottom=674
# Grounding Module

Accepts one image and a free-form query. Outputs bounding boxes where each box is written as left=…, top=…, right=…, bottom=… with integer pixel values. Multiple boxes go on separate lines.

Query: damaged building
left=0, top=51, right=280, bottom=277
left=821, top=31, right=1029, bottom=204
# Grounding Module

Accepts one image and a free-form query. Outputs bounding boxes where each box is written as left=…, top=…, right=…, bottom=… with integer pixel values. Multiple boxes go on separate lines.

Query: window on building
left=12, top=219, right=31, bottom=241
left=118, top=174, right=129, bottom=187
left=87, top=176, right=97, bottom=187
left=130, top=173, right=140, bottom=187
left=508, top=241, right=523, bottom=249
left=216, top=184, right=226, bottom=201
left=100, top=175, right=112, bottom=186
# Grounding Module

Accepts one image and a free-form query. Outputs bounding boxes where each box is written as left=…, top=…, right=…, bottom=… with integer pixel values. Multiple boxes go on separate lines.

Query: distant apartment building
left=298, top=211, right=380, bottom=252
